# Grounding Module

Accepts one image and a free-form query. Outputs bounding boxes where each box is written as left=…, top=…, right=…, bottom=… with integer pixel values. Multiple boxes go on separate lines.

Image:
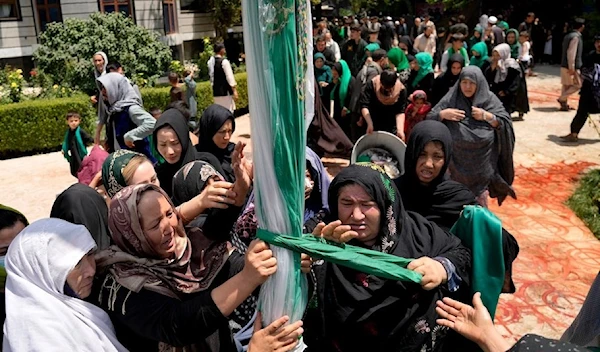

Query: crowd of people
left=1, top=10, right=600, bottom=352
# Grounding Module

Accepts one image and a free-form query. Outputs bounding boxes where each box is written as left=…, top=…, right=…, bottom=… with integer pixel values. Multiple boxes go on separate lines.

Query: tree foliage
left=33, top=12, right=172, bottom=94
left=425, top=0, right=469, bottom=10
left=209, top=0, right=242, bottom=37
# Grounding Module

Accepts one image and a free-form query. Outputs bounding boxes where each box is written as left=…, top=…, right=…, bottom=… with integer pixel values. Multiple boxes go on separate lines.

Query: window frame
left=0, top=0, right=22, bottom=21
left=99, top=0, right=135, bottom=21
left=163, top=0, right=177, bottom=34
left=179, top=0, right=208, bottom=13
left=34, top=0, right=63, bottom=31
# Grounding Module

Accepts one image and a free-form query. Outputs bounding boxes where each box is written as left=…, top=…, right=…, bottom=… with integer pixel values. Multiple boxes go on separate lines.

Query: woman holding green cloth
left=302, top=163, right=472, bottom=352
left=314, top=53, right=333, bottom=107
left=387, top=47, right=411, bottom=84
left=331, top=60, right=360, bottom=141
left=470, top=41, right=491, bottom=72
left=406, top=52, right=435, bottom=96
left=506, top=29, right=521, bottom=59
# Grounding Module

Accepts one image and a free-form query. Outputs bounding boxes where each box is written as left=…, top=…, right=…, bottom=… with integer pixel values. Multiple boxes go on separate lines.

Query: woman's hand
left=300, top=253, right=312, bottom=274
left=248, top=312, right=304, bottom=352
left=366, top=122, right=374, bottom=134
left=341, top=107, right=349, bottom=117
left=243, top=240, right=277, bottom=287
left=498, top=91, right=506, bottom=97
left=396, top=130, right=406, bottom=142
left=439, top=108, right=465, bottom=122
left=89, top=171, right=102, bottom=188
left=436, top=293, right=503, bottom=349
left=198, top=178, right=236, bottom=210
left=312, top=221, right=358, bottom=244
left=319, top=81, right=329, bottom=87
left=471, top=107, right=488, bottom=121
left=232, top=142, right=252, bottom=206
left=407, top=257, right=447, bottom=290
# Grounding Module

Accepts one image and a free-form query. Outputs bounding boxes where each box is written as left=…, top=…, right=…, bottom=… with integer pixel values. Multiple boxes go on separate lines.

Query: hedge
left=567, top=168, right=600, bottom=240
left=0, top=73, right=248, bottom=155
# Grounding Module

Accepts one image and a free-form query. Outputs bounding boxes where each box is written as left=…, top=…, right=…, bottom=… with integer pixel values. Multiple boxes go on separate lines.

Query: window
left=35, top=0, right=63, bottom=31
left=163, top=0, right=177, bottom=34
left=100, top=0, right=133, bottom=18
left=0, top=0, right=20, bottom=20
left=180, top=0, right=207, bottom=12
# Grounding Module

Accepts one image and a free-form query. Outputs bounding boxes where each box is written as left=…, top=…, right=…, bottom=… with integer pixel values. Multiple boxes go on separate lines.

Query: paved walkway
left=0, top=64, right=599, bottom=343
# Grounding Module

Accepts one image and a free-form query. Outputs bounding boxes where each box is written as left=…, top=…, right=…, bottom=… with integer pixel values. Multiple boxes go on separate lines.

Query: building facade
left=0, top=0, right=219, bottom=71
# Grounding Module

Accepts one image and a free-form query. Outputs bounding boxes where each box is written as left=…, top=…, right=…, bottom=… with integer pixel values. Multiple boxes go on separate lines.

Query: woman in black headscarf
left=195, top=104, right=237, bottom=182
left=427, top=66, right=516, bottom=207
left=304, top=164, right=471, bottom=352
left=396, top=120, right=519, bottom=293
left=431, top=53, right=465, bottom=106
left=50, top=183, right=111, bottom=250
left=399, top=35, right=417, bottom=56
left=154, top=108, right=201, bottom=197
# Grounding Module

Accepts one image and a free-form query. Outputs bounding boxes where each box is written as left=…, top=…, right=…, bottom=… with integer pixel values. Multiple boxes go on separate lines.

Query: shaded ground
left=0, top=63, right=599, bottom=342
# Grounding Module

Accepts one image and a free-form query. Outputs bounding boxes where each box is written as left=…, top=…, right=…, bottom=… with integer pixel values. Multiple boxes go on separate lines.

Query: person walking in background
left=315, top=35, right=337, bottom=67
left=324, top=32, right=341, bottom=62
left=410, top=17, right=422, bottom=40
left=208, top=43, right=238, bottom=112
left=183, top=69, right=197, bottom=127
left=440, top=34, right=469, bottom=74
left=168, top=72, right=183, bottom=103
left=224, top=29, right=241, bottom=67
left=558, top=18, right=585, bottom=111
left=62, top=111, right=94, bottom=177
left=91, top=51, right=108, bottom=146
left=561, top=35, right=600, bottom=143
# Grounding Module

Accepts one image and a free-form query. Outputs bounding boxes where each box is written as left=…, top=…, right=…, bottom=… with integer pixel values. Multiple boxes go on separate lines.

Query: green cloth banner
left=451, top=205, right=504, bottom=318
left=257, top=229, right=423, bottom=283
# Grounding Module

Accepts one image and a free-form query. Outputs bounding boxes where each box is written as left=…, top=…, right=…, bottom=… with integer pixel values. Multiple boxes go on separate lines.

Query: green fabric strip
left=450, top=205, right=504, bottom=318
left=257, top=229, right=423, bottom=283
left=61, top=127, right=88, bottom=163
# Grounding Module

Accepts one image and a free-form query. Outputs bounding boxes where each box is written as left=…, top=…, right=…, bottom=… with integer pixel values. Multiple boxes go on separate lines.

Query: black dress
left=406, top=71, right=435, bottom=97
left=332, top=76, right=361, bottom=141
left=484, top=64, right=530, bottom=115
left=360, top=80, right=407, bottom=134
left=97, top=253, right=245, bottom=352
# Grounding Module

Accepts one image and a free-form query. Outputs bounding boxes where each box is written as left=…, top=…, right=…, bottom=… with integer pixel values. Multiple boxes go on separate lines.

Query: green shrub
left=0, top=95, right=95, bottom=155
left=0, top=73, right=248, bottom=155
left=567, top=168, right=600, bottom=239
left=141, top=72, right=248, bottom=115
left=34, top=12, right=172, bottom=94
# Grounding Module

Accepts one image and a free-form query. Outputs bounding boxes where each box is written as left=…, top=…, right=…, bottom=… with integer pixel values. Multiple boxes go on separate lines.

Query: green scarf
left=61, top=126, right=88, bottom=163
left=101, top=149, right=143, bottom=198
left=331, top=59, right=352, bottom=106
left=448, top=46, right=470, bottom=66
left=498, top=21, right=509, bottom=32
left=470, top=42, right=489, bottom=68
left=507, top=29, right=521, bottom=59
left=412, top=52, right=434, bottom=88
left=365, top=43, right=380, bottom=53
left=450, top=206, right=505, bottom=318
left=388, top=47, right=410, bottom=71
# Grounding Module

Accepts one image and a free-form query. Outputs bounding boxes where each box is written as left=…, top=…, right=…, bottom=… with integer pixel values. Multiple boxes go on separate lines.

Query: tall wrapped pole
left=242, top=0, right=314, bottom=349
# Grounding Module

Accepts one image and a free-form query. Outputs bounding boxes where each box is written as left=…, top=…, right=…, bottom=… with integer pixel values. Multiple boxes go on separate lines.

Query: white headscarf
left=493, top=43, right=521, bottom=83
left=93, top=51, right=108, bottom=79
left=3, top=218, right=126, bottom=352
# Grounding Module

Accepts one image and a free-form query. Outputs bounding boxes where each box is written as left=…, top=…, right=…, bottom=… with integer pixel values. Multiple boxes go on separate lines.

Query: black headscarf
left=399, top=35, right=417, bottom=56
left=154, top=108, right=199, bottom=197
left=427, top=66, right=516, bottom=204
left=319, top=164, right=471, bottom=351
left=50, top=183, right=111, bottom=250
left=195, top=104, right=236, bottom=182
left=396, top=120, right=477, bottom=230
left=171, top=156, right=226, bottom=207
left=433, top=53, right=465, bottom=103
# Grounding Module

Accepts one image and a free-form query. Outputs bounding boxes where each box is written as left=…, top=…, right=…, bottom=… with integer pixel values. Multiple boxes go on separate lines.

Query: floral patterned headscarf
left=101, top=150, right=145, bottom=198
left=95, top=184, right=229, bottom=299
left=171, top=160, right=225, bottom=207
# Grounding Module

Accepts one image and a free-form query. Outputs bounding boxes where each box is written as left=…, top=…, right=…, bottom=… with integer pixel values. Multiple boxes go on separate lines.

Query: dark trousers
left=570, top=103, right=589, bottom=134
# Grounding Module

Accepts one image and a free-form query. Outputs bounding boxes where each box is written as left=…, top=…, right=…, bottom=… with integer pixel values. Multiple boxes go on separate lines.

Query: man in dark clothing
left=315, top=35, right=337, bottom=67
left=450, top=15, right=468, bottom=37
left=224, top=30, right=241, bottom=67
left=357, top=49, right=387, bottom=87
left=558, top=18, right=585, bottom=111
left=397, top=17, right=408, bottom=37
left=518, top=12, right=535, bottom=37
left=379, top=17, right=395, bottom=51
left=560, top=35, right=600, bottom=142
left=341, top=24, right=368, bottom=77
left=360, top=17, right=370, bottom=41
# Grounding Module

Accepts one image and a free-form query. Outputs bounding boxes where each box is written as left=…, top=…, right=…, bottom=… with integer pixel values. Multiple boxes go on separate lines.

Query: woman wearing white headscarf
left=92, top=51, right=109, bottom=145
left=485, top=43, right=530, bottom=121
left=3, top=218, right=126, bottom=351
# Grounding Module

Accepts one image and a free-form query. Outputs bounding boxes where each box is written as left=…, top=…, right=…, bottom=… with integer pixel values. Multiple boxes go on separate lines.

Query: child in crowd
left=168, top=72, right=183, bottom=103
left=150, top=107, right=162, bottom=120
left=61, top=111, right=94, bottom=177
left=404, top=90, right=431, bottom=138
left=543, top=29, right=553, bottom=64
left=519, top=31, right=533, bottom=75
